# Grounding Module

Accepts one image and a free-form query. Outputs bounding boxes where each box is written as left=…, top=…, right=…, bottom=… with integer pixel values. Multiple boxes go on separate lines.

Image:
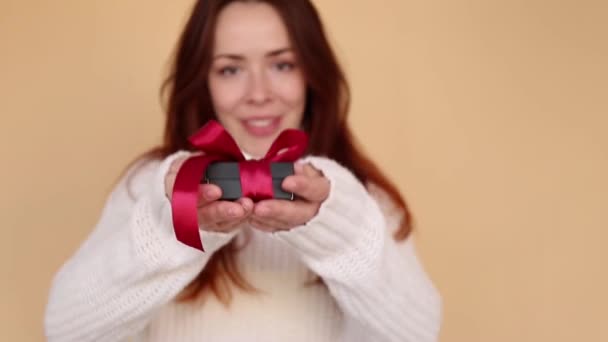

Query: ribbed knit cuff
left=273, top=156, right=387, bottom=281
left=133, top=150, right=237, bottom=268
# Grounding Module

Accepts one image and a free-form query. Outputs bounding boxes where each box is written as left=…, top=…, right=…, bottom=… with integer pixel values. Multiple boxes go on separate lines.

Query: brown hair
left=127, top=0, right=412, bottom=304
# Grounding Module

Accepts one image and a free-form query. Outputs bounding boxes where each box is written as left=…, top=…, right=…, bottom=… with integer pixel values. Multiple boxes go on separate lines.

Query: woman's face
left=208, top=2, right=307, bottom=158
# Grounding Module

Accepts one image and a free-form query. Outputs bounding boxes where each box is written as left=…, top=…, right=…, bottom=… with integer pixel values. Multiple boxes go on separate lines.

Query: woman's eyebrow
left=266, top=47, right=293, bottom=57
left=213, top=47, right=293, bottom=60
left=213, top=54, right=244, bottom=61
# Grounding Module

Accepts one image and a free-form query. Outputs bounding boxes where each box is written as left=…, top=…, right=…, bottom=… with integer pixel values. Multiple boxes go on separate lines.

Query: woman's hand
left=165, top=156, right=254, bottom=232
left=249, top=163, right=330, bottom=232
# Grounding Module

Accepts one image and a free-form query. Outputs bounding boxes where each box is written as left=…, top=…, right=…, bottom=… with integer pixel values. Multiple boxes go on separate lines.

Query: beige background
left=1, top=0, right=607, bottom=341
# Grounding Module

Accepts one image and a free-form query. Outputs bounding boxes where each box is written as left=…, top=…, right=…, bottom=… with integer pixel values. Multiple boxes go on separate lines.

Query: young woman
left=45, top=1, right=442, bottom=341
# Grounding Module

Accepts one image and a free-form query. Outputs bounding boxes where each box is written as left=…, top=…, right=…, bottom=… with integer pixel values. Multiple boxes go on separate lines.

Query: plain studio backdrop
left=1, top=0, right=606, bottom=341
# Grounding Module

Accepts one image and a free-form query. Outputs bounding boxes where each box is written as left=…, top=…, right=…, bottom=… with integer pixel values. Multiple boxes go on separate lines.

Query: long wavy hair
left=126, top=0, right=413, bottom=305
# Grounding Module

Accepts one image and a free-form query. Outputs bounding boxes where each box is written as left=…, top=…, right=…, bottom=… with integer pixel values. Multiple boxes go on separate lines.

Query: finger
left=282, top=175, right=330, bottom=202
left=254, top=200, right=317, bottom=227
left=199, top=197, right=253, bottom=231
left=293, top=162, right=305, bottom=175
left=210, top=215, right=250, bottom=232
left=165, top=173, right=176, bottom=200
left=235, top=197, right=254, bottom=215
left=165, top=159, right=184, bottom=199
left=248, top=217, right=287, bottom=232
left=294, top=162, right=322, bottom=177
left=197, top=184, right=223, bottom=207
left=198, top=200, right=246, bottom=226
left=204, top=198, right=253, bottom=232
left=303, top=163, right=323, bottom=177
left=169, top=156, right=188, bottom=173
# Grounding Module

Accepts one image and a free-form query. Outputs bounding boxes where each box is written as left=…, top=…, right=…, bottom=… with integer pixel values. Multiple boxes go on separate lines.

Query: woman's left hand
left=248, top=162, right=330, bottom=232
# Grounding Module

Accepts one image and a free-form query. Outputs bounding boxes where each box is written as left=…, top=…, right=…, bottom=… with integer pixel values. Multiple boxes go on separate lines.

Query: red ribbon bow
left=171, top=120, right=308, bottom=251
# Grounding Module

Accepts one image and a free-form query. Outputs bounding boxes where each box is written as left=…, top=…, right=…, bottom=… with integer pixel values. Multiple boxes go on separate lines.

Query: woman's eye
left=218, top=66, right=239, bottom=76
left=275, top=62, right=295, bottom=71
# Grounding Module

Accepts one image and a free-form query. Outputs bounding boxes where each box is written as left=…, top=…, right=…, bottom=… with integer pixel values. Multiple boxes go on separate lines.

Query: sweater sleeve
left=274, top=156, right=443, bottom=342
left=44, top=151, right=238, bottom=342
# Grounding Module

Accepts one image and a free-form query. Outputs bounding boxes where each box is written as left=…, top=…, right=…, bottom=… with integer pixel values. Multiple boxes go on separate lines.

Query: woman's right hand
left=164, top=155, right=254, bottom=232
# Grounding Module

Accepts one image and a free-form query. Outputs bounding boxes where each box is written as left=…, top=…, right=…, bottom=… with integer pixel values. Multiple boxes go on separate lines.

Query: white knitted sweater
left=45, top=151, right=442, bottom=341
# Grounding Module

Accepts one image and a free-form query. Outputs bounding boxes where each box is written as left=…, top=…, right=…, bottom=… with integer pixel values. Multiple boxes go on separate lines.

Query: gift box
left=203, top=162, right=295, bottom=200
left=171, top=120, right=308, bottom=251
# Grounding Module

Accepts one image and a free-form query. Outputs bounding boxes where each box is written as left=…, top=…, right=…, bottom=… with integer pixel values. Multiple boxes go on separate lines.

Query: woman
left=45, top=0, right=442, bottom=341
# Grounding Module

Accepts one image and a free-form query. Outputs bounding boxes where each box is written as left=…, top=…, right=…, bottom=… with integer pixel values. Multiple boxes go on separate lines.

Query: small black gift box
left=202, top=162, right=295, bottom=201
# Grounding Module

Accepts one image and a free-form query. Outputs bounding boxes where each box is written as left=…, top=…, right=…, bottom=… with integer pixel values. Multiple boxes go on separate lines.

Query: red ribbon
left=171, top=120, right=308, bottom=251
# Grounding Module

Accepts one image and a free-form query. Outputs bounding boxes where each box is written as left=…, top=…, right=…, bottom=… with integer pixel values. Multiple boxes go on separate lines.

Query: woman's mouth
left=241, top=116, right=282, bottom=137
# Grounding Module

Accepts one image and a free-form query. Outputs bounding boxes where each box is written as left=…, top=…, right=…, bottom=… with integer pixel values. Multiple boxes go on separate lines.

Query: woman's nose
left=246, top=70, right=272, bottom=105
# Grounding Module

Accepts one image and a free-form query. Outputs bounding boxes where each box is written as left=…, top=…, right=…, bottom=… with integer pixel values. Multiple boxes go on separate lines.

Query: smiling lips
left=241, top=116, right=282, bottom=137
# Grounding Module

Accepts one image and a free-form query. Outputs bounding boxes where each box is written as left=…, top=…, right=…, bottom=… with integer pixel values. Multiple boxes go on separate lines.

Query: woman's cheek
left=212, top=82, right=247, bottom=113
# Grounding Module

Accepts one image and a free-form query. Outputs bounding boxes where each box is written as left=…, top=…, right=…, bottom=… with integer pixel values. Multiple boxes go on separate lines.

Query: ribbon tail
left=171, top=155, right=220, bottom=251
